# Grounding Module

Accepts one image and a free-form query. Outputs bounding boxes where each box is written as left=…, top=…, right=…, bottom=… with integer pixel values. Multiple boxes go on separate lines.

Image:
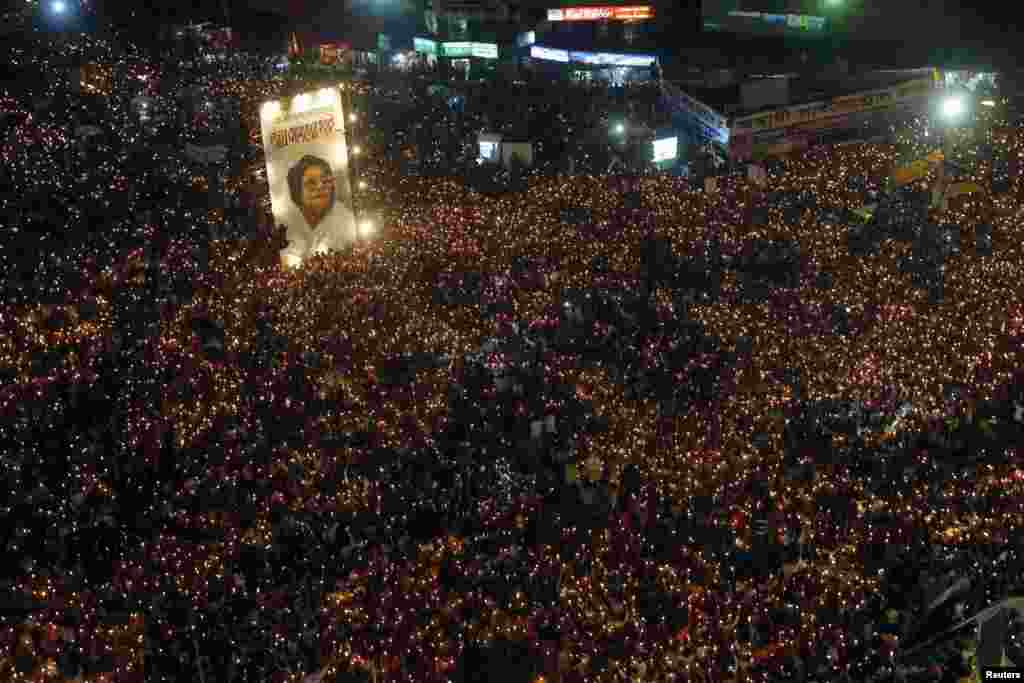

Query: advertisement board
left=530, top=46, right=570, bottom=63
left=441, top=42, right=498, bottom=59
left=548, top=5, right=653, bottom=21
left=414, top=37, right=438, bottom=55
left=730, top=77, right=936, bottom=161
left=569, top=51, right=656, bottom=67
left=703, top=0, right=827, bottom=36
left=502, top=142, right=534, bottom=168
left=260, top=88, right=356, bottom=265
left=652, top=136, right=678, bottom=163
left=478, top=132, right=502, bottom=163
left=471, top=43, right=498, bottom=59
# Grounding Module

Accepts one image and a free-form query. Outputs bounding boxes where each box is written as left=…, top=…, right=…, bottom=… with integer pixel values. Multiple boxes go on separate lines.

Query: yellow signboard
left=893, top=159, right=931, bottom=186
left=946, top=181, right=983, bottom=199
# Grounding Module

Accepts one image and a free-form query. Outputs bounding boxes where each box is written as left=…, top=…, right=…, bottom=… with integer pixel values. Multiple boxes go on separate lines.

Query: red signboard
left=548, top=5, right=653, bottom=21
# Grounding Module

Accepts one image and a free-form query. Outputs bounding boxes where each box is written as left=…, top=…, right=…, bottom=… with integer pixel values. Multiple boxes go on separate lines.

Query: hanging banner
left=731, top=77, right=937, bottom=161
left=260, top=88, right=357, bottom=266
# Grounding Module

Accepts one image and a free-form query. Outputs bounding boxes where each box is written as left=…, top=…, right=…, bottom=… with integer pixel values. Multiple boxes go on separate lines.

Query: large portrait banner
left=260, top=88, right=357, bottom=266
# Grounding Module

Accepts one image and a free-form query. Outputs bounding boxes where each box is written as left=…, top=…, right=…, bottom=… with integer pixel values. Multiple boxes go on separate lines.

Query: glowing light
left=941, top=94, right=965, bottom=120
left=359, top=219, right=374, bottom=237
left=52, top=0, right=65, bottom=13
left=261, top=100, right=281, bottom=118
left=349, top=113, right=358, bottom=123
left=352, top=145, right=361, bottom=155
left=982, top=99, right=996, bottom=107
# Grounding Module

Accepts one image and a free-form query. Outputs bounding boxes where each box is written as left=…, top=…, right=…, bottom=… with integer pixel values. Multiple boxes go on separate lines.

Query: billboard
left=260, top=88, right=356, bottom=266
left=530, top=46, right=570, bottom=63
left=502, top=142, right=534, bottom=168
left=547, top=5, right=653, bottom=21
left=702, top=0, right=827, bottom=36
left=730, top=77, right=936, bottom=161
left=478, top=133, right=502, bottom=163
left=414, top=37, right=438, bottom=55
left=568, top=51, right=656, bottom=67
left=441, top=41, right=498, bottom=59
left=652, top=136, right=678, bottom=163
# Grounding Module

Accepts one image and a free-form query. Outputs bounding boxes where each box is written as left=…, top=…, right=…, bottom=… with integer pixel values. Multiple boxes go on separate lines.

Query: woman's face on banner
left=301, top=165, right=333, bottom=215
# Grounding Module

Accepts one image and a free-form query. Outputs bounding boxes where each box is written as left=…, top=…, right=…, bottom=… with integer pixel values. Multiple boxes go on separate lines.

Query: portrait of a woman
left=287, top=154, right=336, bottom=230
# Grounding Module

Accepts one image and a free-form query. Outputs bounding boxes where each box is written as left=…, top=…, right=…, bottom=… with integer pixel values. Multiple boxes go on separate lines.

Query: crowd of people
left=4, top=25, right=1024, bottom=683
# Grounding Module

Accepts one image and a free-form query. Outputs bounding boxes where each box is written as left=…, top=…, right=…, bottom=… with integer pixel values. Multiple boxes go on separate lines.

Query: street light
left=941, top=94, right=965, bottom=121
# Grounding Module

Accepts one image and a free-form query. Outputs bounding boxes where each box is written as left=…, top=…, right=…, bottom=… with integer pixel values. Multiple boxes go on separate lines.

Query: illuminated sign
left=414, top=37, right=437, bottom=55
left=726, top=10, right=825, bottom=31
left=471, top=43, right=498, bottom=59
left=440, top=41, right=498, bottom=59
left=548, top=5, right=653, bottom=21
left=652, top=136, right=678, bottom=163
left=568, top=50, right=655, bottom=67
left=442, top=41, right=473, bottom=57
left=530, top=45, right=569, bottom=63
left=478, top=132, right=502, bottom=163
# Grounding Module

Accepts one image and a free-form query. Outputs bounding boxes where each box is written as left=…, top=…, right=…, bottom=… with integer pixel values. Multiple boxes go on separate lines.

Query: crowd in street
left=4, top=27, right=1024, bottom=683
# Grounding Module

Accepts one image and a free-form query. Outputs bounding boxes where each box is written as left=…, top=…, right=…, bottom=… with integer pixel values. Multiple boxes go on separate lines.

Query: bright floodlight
left=52, top=0, right=66, bottom=13
left=613, top=123, right=625, bottom=135
left=941, top=94, right=965, bottom=120
left=261, top=101, right=281, bottom=118
left=359, top=219, right=374, bottom=237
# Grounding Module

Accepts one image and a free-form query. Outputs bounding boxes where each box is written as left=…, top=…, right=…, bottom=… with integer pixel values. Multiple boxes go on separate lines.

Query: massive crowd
left=3, top=27, right=1024, bottom=683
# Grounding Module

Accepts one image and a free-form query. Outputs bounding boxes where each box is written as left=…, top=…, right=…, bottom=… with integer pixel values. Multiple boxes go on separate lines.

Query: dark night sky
left=236, top=0, right=1012, bottom=42
left=175, top=0, right=1021, bottom=63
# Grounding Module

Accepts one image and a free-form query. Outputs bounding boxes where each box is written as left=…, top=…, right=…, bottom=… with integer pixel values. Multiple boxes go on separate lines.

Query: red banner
left=549, top=5, right=653, bottom=21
